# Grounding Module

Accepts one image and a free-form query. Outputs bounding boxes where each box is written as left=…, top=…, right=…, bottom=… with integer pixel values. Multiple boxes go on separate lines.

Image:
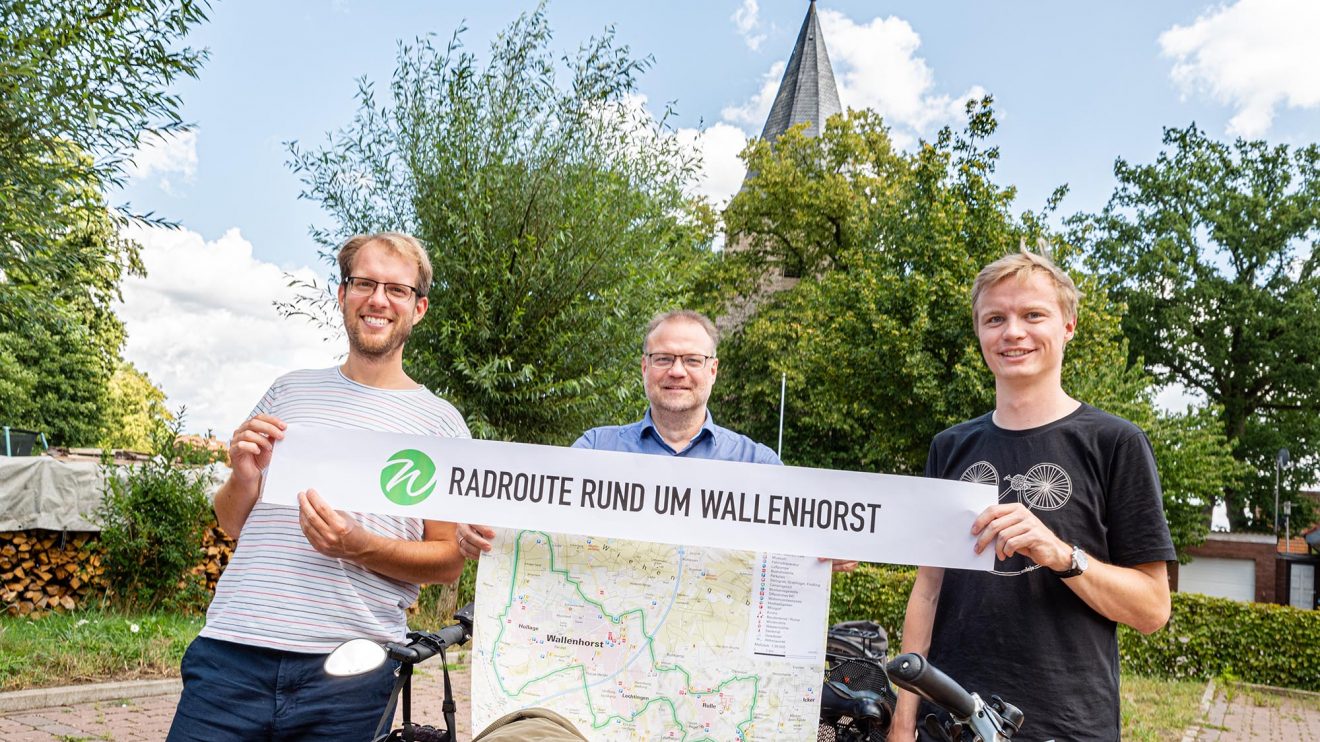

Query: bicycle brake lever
left=990, top=694, right=1024, bottom=736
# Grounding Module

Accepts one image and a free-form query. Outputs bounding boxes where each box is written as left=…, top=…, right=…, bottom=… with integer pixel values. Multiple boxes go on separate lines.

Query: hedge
left=1120, top=591, right=1320, bottom=691
left=827, top=563, right=915, bottom=640
left=827, top=564, right=1320, bottom=692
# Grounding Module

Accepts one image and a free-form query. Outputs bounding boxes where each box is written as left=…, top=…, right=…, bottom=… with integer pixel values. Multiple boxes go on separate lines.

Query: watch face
left=1073, top=546, right=1088, bottom=572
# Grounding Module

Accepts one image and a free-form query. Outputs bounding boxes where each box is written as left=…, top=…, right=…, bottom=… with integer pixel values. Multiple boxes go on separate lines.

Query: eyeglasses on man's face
left=344, top=276, right=421, bottom=302
left=645, top=353, right=715, bottom=371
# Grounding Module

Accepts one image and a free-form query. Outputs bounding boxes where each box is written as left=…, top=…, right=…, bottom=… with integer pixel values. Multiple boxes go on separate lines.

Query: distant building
left=1172, top=489, right=1319, bottom=610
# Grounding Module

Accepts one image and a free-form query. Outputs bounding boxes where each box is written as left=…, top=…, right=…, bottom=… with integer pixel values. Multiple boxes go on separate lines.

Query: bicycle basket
left=817, top=657, right=895, bottom=742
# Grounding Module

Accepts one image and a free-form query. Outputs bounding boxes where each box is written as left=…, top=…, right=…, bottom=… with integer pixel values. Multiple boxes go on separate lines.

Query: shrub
left=828, top=563, right=915, bottom=642
left=96, top=417, right=216, bottom=612
left=1120, top=591, right=1320, bottom=691
left=828, top=565, right=1320, bottom=693
left=412, top=559, right=477, bottom=631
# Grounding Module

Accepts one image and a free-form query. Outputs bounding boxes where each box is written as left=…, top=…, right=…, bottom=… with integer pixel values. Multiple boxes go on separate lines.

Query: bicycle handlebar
left=885, top=652, right=977, bottom=720
left=386, top=602, right=475, bottom=665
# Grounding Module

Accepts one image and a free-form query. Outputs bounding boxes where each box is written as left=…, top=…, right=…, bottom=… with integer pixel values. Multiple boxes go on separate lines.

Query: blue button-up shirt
left=572, top=409, right=781, bottom=465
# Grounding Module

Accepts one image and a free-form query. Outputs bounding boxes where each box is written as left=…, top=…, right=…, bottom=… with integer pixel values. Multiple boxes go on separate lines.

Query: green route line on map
left=489, top=530, right=763, bottom=741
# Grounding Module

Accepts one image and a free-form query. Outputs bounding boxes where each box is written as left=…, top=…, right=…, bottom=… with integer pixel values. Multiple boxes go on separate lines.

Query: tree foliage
left=0, top=199, right=136, bottom=445
left=99, top=361, right=172, bottom=452
left=288, top=8, right=713, bottom=443
left=715, top=102, right=1054, bottom=470
left=0, top=0, right=208, bottom=324
left=0, top=0, right=206, bottom=442
left=1075, top=125, right=1320, bottom=531
left=712, top=104, right=1237, bottom=552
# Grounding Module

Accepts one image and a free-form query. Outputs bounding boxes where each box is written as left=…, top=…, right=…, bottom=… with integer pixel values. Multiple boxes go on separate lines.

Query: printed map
left=470, top=529, right=829, bottom=741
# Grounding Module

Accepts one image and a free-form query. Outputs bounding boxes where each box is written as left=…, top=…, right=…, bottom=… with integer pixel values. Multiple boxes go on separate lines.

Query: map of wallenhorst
left=471, top=530, right=828, bottom=741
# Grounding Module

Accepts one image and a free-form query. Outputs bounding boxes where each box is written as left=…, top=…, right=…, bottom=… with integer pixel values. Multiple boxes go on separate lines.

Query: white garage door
left=1179, top=557, right=1256, bottom=602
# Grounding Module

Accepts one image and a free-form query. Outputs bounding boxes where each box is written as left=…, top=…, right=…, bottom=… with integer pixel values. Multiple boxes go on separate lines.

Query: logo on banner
left=380, top=449, right=439, bottom=505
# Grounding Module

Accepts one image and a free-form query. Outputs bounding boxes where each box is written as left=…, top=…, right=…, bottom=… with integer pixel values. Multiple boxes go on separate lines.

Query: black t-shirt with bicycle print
left=919, top=404, right=1176, bottom=742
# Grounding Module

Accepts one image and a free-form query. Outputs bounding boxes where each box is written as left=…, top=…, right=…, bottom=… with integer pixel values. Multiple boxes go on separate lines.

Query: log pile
left=0, top=531, right=107, bottom=617
left=189, top=523, right=237, bottom=593
left=1, top=525, right=237, bottom=617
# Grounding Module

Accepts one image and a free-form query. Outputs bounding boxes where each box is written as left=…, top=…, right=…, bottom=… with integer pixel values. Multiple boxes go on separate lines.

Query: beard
left=345, top=311, right=414, bottom=359
left=646, top=384, right=709, bottom=415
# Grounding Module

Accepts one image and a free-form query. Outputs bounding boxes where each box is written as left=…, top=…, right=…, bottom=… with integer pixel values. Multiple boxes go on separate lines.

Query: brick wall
left=1176, top=533, right=1280, bottom=604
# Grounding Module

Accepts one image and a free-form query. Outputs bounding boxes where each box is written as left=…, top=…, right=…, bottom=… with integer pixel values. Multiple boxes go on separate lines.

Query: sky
left=110, top=0, right=1320, bottom=437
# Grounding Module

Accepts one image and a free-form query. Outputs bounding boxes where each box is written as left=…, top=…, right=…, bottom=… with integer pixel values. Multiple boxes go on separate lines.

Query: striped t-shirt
left=200, top=366, right=470, bottom=653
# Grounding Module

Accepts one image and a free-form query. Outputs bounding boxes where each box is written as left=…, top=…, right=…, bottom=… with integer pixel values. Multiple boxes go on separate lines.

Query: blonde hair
left=336, top=232, right=433, bottom=298
left=971, top=249, right=1080, bottom=322
left=643, top=310, right=719, bottom=355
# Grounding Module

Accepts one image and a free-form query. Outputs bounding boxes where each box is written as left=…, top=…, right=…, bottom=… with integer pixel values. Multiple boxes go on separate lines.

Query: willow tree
left=0, top=0, right=207, bottom=444
left=288, top=8, right=714, bottom=443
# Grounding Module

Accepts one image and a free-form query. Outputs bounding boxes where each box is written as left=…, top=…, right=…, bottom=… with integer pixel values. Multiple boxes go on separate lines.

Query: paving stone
left=9, top=668, right=1318, bottom=741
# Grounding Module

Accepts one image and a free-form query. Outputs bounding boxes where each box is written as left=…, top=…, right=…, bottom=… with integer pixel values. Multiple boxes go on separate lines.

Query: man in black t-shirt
left=890, top=250, right=1176, bottom=742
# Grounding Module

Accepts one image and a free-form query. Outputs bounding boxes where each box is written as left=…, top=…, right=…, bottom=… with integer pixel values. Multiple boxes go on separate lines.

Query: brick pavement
left=0, top=666, right=472, bottom=742
left=1192, top=682, right=1320, bottom=741
left=6, top=671, right=1320, bottom=740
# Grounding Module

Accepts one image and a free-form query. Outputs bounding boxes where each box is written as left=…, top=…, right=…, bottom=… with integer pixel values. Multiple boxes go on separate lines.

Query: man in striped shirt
left=168, top=232, right=469, bottom=741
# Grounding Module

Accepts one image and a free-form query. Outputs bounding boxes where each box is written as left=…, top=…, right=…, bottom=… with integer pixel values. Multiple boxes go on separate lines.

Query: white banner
left=261, top=425, right=995, bottom=570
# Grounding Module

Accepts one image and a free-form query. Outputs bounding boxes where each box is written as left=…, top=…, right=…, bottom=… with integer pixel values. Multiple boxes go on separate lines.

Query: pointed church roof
left=758, top=0, right=843, bottom=142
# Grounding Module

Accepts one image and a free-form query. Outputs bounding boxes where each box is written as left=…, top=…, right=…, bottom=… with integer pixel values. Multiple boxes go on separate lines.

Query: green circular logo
left=380, top=449, right=438, bottom=506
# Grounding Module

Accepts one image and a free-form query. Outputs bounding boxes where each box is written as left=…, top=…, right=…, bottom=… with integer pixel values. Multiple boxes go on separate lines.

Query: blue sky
left=110, top=0, right=1320, bottom=436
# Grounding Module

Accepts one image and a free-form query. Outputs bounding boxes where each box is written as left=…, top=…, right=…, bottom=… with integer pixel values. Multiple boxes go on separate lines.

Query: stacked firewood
left=189, top=523, right=237, bottom=593
left=1, top=524, right=237, bottom=616
left=0, top=531, right=107, bottom=617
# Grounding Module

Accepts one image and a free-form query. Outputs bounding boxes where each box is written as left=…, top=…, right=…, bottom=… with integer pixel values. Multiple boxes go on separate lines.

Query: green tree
left=713, top=104, right=1238, bottom=551
left=99, top=361, right=172, bottom=452
left=0, top=0, right=208, bottom=325
left=0, top=198, right=135, bottom=445
left=1075, top=125, right=1320, bottom=532
left=0, top=0, right=207, bottom=441
left=716, top=103, right=1044, bottom=470
left=287, top=8, right=713, bottom=443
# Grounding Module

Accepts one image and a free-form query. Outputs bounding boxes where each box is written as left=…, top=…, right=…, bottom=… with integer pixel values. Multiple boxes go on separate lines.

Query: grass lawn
left=1122, top=673, right=1209, bottom=741
left=0, top=607, right=202, bottom=691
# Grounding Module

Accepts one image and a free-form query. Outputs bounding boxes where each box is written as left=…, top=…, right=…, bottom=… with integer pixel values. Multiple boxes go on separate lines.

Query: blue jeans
left=167, top=636, right=399, bottom=741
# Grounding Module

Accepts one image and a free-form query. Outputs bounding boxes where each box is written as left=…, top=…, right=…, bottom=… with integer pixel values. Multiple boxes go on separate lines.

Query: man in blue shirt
left=457, top=309, right=856, bottom=571
left=571, top=309, right=781, bottom=463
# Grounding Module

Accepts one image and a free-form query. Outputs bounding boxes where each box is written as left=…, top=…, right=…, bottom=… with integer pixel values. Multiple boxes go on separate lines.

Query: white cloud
left=721, top=61, right=785, bottom=131
left=678, top=122, right=749, bottom=208
left=721, top=11, right=983, bottom=148
left=127, top=130, right=199, bottom=183
left=1154, top=383, right=1206, bottom=414
left=1160, top=0, right=1320, bottom=137
left=731, top=0, right=766, bottom=51
left=595, top=93, right=749, bottom=208
left=817, top=10, right=984, bottom=145
left=115, top=225, right=343, bottom=436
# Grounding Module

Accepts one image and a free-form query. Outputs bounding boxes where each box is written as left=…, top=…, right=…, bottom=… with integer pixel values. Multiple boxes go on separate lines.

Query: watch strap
left=1050, top=544, right=1085, bottom=578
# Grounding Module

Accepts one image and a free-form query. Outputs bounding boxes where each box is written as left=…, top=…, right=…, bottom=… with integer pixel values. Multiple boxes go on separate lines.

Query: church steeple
left=758, top=0, right=843, bottom=142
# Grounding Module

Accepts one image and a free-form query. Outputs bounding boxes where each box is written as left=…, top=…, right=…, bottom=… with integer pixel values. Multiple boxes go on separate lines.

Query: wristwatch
left=1051, top=544, right=1088, bottom=578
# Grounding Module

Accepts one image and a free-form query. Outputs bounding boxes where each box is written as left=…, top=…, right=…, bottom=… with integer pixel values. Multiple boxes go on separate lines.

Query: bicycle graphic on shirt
left=959, top=460, right=1073, bottom=576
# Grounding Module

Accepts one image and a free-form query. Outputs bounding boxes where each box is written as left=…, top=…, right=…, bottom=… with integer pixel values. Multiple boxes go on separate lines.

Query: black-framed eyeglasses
left=645, top=353, right=715, bottom=370
left=344, top=276, right=421, bottom=302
